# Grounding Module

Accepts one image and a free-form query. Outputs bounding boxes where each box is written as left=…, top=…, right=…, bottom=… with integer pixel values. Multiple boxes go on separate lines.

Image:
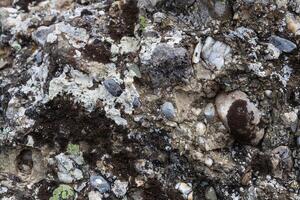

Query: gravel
left=1, top=0, right=300, bottom=199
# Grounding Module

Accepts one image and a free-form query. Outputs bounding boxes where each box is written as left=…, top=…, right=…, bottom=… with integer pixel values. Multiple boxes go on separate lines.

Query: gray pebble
left=103, top=79, right=123, bottom=97
left=32, top=26, right=55, bottom=47
left=204, top=103, right=215, bottom=120
left=269, top=36, right=297, bottom=53
left=90, top=175, right=111, bottom=193
left=34, top=51, right=43, bottom=64
left=132, top=96, right=141, bottom=108
left=205, top=187, right=218, bottom=200
left=161, top=102, right=176, bottom=119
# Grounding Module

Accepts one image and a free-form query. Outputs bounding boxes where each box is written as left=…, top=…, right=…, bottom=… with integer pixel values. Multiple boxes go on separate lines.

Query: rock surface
left=0, top=0, right=300, bottom=199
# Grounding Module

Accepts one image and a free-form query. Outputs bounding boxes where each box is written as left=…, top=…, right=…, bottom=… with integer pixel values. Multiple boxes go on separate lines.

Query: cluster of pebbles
left=0, top=0, right=300, bottom=199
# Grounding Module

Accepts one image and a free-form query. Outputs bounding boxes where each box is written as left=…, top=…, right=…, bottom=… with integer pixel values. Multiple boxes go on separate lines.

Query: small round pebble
left=196, top=122, right=206, bottom=135
left=205, top=157, right=213, bottom=167
left=132, top=96, right=141, bottom=108
left=264, top=90, right=272, bottom=98
left=103, top=79, right=123, bottom=97
left=204, top=103, right=215, bottom=120
left=161, top=102, right=176, bottom=119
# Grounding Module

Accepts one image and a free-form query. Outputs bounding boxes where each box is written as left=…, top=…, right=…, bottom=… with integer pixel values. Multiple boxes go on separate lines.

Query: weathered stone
left=90, top=175, right=111, bottom=193
left=215, top=91, right=264, bottom=145
left=204, top=103, right=215, bottom=120
left=265, top=43, right=281, bottom=60
left=103, top=79, right=123, bottom=97
left=202, top=37, right=231, bottom=70
left=112, top=180, right=128, bottom=198
left=175, top=182, right=193, bottom=200
left=32, top=26, right=55, bottom=47
left=193, top=40, right=202, bottom=64
left=161, top=102, right=176, bottom=119
left=269, top=36, right=297, bottom=53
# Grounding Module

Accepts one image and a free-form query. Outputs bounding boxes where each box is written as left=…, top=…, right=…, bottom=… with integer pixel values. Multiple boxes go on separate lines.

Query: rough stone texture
left=269, top=35, right=297, bottom=53
left=161, top=101, right=176, bottom=120
left=140, top=43, right=193, bottom=88
left=0, top=0, right=300, bottom=199
left=202, top=37, right=232, bottom=70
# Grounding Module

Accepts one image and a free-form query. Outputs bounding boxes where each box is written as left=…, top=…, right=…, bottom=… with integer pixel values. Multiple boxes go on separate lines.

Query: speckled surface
left=0, top=0, right=300, bottom=199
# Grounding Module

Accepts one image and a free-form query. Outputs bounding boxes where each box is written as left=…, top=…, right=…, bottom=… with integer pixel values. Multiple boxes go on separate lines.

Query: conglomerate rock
left=0, top=0, right=300, bottom=199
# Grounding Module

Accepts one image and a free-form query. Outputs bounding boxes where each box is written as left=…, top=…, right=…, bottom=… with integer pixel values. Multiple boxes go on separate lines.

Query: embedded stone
left=215, top=91, right=264, bottom=145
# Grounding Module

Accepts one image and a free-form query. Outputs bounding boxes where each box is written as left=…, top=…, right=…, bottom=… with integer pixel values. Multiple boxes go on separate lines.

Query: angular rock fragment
left=269, top=36, right=297, bottom=53
left=90, top=175, right=111, bottom=193
left=202, top=37, right=231, bottom=70
left=161, top=102, right=176, bottom=120
left=32, top=26, right=55, bottom=47
left=55, top=153, right=84, bottom=183
left=215, top=91, right=264, bottom=145
left=175, top=182, right=193, bottom=200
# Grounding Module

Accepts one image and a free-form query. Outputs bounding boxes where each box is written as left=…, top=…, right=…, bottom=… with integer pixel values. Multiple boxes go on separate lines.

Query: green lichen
left=50, top=184, right=75, bottom=200
left=11, top=41, right=21, bottom=51
left=67, top=143, right=80, bottom=155
left=139, top=16, right=147, bottom=31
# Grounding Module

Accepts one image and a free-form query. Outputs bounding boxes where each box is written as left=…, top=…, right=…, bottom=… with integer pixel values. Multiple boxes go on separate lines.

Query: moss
left=139, top=16, right=147, bottom=31
left=50, top=184, right=75, bottom=200
left=67, top=143, right=80, bottom=155
left=227, top=99, right=255, bottom=144
left=107, top=0, right=139, bottom=41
